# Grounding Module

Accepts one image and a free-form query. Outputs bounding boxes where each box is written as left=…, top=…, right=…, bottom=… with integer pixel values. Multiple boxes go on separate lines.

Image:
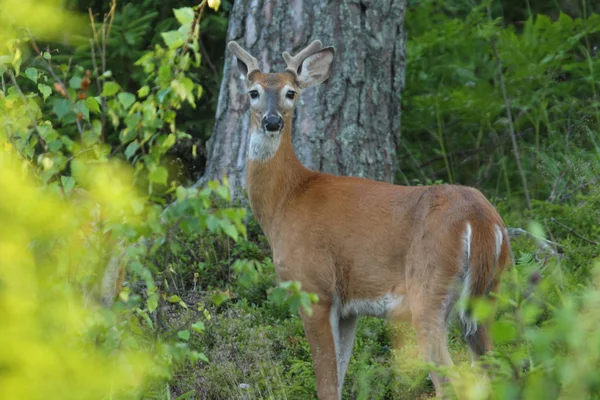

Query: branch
left=507, top=227, right=561, bottom=260
left=29, top=35, right=84, bottom=135
left=487, top=6, right=531, bottom=209
left=550, top=218, right=599, bottom=246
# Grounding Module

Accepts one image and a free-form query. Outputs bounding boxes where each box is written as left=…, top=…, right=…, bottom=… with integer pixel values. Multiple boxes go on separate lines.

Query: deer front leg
left=301, top=302, right=341, bottom=400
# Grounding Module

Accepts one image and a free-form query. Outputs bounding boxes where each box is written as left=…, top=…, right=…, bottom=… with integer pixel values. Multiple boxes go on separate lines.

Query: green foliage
left=269, top=281, right=320, bottom=316
left=0, top=2, right=245, bottom=398
left=3, top=0, right=600, bottom=399
left=60, top=0, right=231, bottom=178
left=402, top=1, right=600, bottom=207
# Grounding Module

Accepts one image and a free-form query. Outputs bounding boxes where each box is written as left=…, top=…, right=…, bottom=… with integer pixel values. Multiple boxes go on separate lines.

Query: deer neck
left=246, top=122, right=311, bottom=239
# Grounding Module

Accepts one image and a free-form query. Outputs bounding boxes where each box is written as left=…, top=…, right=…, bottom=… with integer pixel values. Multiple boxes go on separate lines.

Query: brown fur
left=234, top=43, right=511, bottom=399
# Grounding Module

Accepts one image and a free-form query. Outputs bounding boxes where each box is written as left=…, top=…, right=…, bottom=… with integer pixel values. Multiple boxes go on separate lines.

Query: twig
left=89, top=38, right=106, bottom=135
left=547, top=170, right=566, bottom=204
left=488, top=6, right=531, bottom=209
left=176, top=0, right=206, bottom=77
left=550, top=218, right=599, bottom=246
left=29, top=35, right=84, bottom=135
left=199, top=35, right=219, bottom=82
left=175, top=236, right=201, bottom=262
left=543, top=222, right=561, bottom=258
left=507, top=227, right=561, bottom=256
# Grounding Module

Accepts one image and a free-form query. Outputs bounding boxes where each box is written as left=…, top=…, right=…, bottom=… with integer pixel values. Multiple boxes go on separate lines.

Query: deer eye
left=285, top=90, right=296, bottom=100
left=249, top=90, right=259, bottom=99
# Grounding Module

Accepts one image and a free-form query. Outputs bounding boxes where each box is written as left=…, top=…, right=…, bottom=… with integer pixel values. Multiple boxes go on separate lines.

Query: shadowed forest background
left=1, top=0, right=599, bottom=399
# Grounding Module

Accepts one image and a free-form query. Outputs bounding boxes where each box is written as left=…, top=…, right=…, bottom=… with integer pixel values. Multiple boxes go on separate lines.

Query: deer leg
left=413, top=311, right=454, bottom=398
left=301, top=302, right=340, bottom=400
left=336, top=314, right=358, bottom=394
left=463, top=323, right=492, bottom=364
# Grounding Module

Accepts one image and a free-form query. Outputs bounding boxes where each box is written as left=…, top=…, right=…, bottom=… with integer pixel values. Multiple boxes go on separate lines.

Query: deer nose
left=262, top=114, right=283, bottom=132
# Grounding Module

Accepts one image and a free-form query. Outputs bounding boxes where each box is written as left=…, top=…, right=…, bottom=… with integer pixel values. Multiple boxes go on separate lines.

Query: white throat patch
left=248, top=129, right=282, bottom=161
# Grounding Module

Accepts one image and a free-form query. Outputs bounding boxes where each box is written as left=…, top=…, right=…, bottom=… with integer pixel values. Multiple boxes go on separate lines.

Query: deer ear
left=233, top=56, right=249, bottom=79
left=228, top=41, right=260, bottom=82
left=296, top=47, right=335, bottom=89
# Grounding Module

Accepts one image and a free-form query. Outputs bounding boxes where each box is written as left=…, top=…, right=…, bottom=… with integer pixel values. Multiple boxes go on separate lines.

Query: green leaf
left=75, top=101, right=90, bottom=121
left=168, top=295, right=182, bottom=303
left=12, top=47, right=22, bottom=75
left=161, top=133, right=176, bottom=150
left=174, top=7, right=195, bottom=25
left=147, top=293, right=159, bottom=313
left=220, top=219, right=239, bottom=241
left=279, top=282, right=291, bottom=290
left=43, top=52, right=51, bottom=60
left=137, top=85, right=150, bottom=98
left=210, top=291, right=230, bottom=306
left=24, top=67, right=38, bottom=83
left=137, top=309, right=154, bottom=329
left=269, top=287, right=286, bottom=305
left=162, top=30, right=188, bottom=49
left=47, top=139, right=63, bottom=153
left=215, top=185, right=230, bottom=201
left=491, top=320, right=517, bottom=344
left=191, top=321, right=205, bottom=333
left=61, top=176, right=75, bottom=195
left=69, top=75, right=82, bottom=89
left=189, top=351, right=209, bottom=363
left=149, top=166, right=168, bottom=185
left=86, top=97, right=101, bottom=114
left=171, top=76, right=195, bottom=103
left=206, top=215, right=219, bottom=233
left=52, top=99, right=72, bottom=120
left=124, top=141, right=140, bottom=160
left=472, top=298, right=494, bottom=321
left=101, top=81, right=120, bottom=97
left=118, top=92, right=136, bottom=110
left=38, top=84, right=51, bottom=100
left=177, top=329, right=191, bottom=341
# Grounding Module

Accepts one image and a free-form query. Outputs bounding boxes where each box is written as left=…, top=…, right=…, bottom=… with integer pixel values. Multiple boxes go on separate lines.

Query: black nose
left=262, top=114, right=283, bottom=132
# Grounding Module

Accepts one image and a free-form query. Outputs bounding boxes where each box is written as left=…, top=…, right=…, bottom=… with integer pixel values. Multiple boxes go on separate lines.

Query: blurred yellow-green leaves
left=0, top=149, right=158, bottom=399
left=0, top=0, right=87, bottom=56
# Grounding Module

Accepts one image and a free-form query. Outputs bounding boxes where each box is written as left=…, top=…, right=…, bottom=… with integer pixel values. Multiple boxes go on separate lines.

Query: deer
left=227, top=39, right=512, bottom=399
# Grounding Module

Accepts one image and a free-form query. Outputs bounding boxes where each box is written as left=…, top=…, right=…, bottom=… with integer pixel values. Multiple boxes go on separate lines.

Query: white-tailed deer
left=228, top=40, right=511, bottom=399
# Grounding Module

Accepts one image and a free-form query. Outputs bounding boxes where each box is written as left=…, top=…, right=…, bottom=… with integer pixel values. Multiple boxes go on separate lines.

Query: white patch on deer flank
left=340, top=293, right=403, bottom=318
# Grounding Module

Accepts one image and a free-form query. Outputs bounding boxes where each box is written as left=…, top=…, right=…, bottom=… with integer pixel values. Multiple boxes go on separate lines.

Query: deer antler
left=228, top=41, right=260, bottom=78
left=282, top=40, right=323, bottom=78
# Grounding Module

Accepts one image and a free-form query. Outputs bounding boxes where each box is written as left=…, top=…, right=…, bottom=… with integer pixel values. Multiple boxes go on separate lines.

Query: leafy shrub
left=0, top=1, right=249, bottom=398
left=402, top=1, right=600, bottom=206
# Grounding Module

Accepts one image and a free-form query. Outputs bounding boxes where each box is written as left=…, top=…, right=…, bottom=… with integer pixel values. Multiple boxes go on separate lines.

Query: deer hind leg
left=300, top=302, right=341, bottom=400
left=415, top=320, right=454, bottom=397
left=410, top=293, right=455, bottom=398
left=336, top=313, right=358, bottom=394
left=463, top=324, right=492, bottom=364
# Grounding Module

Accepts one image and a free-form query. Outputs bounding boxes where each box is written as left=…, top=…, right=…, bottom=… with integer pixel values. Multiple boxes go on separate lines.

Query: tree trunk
left=203, top=0, right=407, bottom=193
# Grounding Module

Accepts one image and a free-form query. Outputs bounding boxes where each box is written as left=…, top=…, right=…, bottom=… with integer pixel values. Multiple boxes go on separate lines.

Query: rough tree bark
left=202, top=0, right=407, bottom=193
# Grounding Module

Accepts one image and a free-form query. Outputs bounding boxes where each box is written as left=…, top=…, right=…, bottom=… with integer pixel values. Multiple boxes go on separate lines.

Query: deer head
left=228, top=40, right=335, bottom=139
